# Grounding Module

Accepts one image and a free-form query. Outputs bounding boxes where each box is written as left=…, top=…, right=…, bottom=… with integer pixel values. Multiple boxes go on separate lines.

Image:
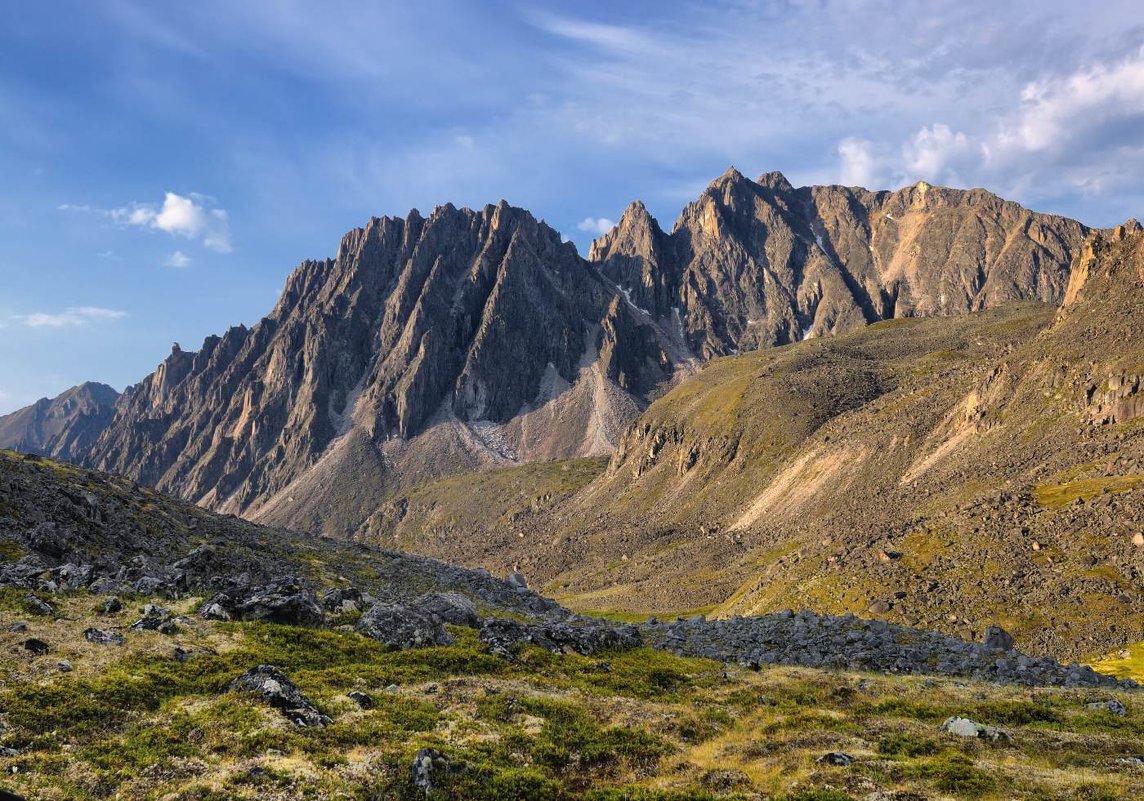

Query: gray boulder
left=940, top=716, right=1009, bottom=743
left=416, top=592, right=481, bottom=628
left=479, top=618, right=642, bottom=658
left=983, top=624, right=1015, bottom=651
left=356, top=603, right=455, bottom=650
left=200, top=580, right=324, bottom=626
left=84, top=628, right=126, bottom=646
left=228, top=664, right=331, bottom=727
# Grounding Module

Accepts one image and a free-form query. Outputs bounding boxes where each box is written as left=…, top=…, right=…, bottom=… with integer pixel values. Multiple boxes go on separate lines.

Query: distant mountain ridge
left=0, top=171, right=1094, bottom=536
left=0, top=382, right=119, bottom=460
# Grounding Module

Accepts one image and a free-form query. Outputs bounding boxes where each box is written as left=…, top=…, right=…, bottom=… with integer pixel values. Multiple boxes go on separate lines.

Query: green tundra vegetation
left=0, top=592, right=1141, bottom=800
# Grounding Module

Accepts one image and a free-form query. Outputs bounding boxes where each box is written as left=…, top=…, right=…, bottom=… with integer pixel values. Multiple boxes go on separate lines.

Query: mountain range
left=0, top=171, right=1090, bottom=528
left=4, top=170, right=1140, bottom=659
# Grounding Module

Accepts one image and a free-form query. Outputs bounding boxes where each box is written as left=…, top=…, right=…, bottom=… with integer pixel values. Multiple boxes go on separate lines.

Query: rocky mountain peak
left=0, top=381, right=120, bottom=460
left=755, top=170, right=795, bottom=192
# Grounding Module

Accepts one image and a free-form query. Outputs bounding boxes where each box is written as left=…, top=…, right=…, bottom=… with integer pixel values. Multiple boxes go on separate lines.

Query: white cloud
left=903, top=124, right=977, bottom=183
left=13, top=306, right=128, bottom=328
left=837, top=138, right=882, bottom=188
left=163, top=250, right=192, bottom=268
left=577, top=216, right=616, bottom=235
left=998, top=47, right=1144, bottom=155
left=110, top=192, right=232, bottom=252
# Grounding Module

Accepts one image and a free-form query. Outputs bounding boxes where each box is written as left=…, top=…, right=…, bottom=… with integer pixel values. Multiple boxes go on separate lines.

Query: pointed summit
left=755, top=171, right=794, bottom=192
left=709, top=165, right=749, bottom=190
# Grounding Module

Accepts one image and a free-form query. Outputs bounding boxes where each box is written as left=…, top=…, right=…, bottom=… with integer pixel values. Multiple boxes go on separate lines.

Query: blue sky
left=1, top=0, right=1143, bottom=413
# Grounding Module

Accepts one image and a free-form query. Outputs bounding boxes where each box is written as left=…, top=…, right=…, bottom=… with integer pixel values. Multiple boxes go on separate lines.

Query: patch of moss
left=876, top=732, right=939, bottom=757
left=1032, top=474, right=1144, bottom=509
left=903, top=755, right=996, bottom=798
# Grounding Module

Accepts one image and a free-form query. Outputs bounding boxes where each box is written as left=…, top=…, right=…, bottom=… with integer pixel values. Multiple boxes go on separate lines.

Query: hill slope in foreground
left=366, top=224, right=1144, bottom=664
left=0, top=449, right=1141, bottom=800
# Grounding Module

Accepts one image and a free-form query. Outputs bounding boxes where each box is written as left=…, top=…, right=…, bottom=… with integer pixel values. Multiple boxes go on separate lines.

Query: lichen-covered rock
left=227, top=665, right=331, bottom=727
left=940, top=716, right=1009, bottom=743
left=200, top=580, right=323, bottom=626
left=415, top=592, right=481, bottom=628
left=356, top=603, right=455, bottom=650
left=479, top=617, right=642, bottom=658
left=84, top=628, right=126, bottom=646
left=641, top=610, right=1135, bottom=689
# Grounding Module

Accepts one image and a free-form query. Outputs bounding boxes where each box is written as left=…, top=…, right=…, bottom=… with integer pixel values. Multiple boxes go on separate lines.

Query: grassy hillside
left=2, top=590, right=1141, bottom=800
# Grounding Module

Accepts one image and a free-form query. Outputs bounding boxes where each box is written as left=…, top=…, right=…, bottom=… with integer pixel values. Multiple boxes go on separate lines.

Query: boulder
left=416, top=592, right=481, bottom=628
left=983, top=624, right=1015, bottom=651
left=479, top=618, right=642, bottom=658
left=356, top=603, right=455, bottom=650
left=200, top=602, right=232, bottom=621
left=84, top=628, right=126, bottom=646
left=227, top=664, right=331, bottom=727
left=100, top=596, right=123, bottom=615
left=816, top=752, right=854, bottom=766
left=940, top=716, right=1009, bottom=743
left=1087, top=699, right=1127, bottom=717
left=201, top=580, right=324, bottom=626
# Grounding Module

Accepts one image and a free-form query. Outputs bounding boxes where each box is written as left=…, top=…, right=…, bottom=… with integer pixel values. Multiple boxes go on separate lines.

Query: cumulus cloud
left=577, top=216, right=616, bottom=235
left=829, top=45, right=1144, bottom=208
left=163, top=250, right=192, bottom=268
left=997, top=47, right=1144, bottom=155
left=112, top=192, right=232, bottom=252
left=12, top=306, right=128, bottom=328
left=902, top=124, right=978, bottom=184
left=837, top=138, right=882, bottom=188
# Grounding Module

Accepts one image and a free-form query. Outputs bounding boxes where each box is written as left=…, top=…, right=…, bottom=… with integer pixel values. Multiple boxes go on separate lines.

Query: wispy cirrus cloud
left=12, top=306, right=127, bottom=328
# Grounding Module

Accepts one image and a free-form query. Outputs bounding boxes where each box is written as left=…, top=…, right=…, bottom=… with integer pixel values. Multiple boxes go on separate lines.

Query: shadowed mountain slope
left=0, top=382, right=119, bottom=460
